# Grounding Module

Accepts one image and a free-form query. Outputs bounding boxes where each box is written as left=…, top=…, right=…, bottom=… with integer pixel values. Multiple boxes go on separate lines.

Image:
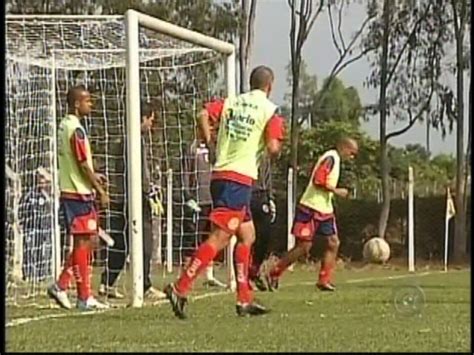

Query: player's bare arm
left=79, top=161, right=110, bottom=206
left=94, top=172, right=107, bottom=185
left=71, top=127, right=109, bottom=207
left=264, top=114, right=285, bottom=156
left=315, top=138, right=358, bottom=198
left=312, top=159, right=348, bottom=198
left=199, top=108, right=212, bottom=145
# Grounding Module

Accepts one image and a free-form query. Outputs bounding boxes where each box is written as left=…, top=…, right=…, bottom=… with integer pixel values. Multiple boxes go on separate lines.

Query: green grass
left=6, top=267, right=471, bottom=352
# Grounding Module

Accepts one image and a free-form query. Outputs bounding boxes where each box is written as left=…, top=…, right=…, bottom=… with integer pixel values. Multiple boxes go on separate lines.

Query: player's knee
left=207, top=228, right=232, bottom=251
left=74, top=235, right=92, bottom=248
left=90, top=235, right=101, bottom=250
left=297, top=240, right=313, bottom=255
left=327, top=235, right=340, bottom=250
left=238, top=231, right=255, bottom=247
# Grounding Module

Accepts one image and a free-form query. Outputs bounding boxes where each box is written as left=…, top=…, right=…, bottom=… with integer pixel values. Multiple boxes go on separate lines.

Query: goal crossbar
left=125, top=9, right=236, bottom=308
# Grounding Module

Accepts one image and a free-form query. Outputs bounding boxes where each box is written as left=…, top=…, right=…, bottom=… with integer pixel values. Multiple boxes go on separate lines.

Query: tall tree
left=312, top=0, right=376, bottom=126
left=287, top=0, right=325, bottom=202
left=283, top=60, right=318, bottom=125
left=465, top=72, right=472, bottom=235
left=239, top=0, right=257, bottom=93
left=287, top=0, right=376, bottom=201
left=450, top=0, right=470, bottom=261
left=363, top=0, right=449, bottom=238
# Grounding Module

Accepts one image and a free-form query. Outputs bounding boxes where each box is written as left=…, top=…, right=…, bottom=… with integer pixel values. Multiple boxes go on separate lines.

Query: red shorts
left=60, top=198, right=98, bottom=236
left=291, top=205, right=337, bottom=242
left=209, top=179, right=252, bottom=234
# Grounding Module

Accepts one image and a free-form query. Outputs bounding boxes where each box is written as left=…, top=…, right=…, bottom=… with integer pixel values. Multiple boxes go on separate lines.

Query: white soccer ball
left=363, top=237, right=391, bottom=263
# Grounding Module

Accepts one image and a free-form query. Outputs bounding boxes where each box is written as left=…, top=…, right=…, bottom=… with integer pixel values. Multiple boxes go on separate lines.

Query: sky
left=249, top=0, right=470, bottom=156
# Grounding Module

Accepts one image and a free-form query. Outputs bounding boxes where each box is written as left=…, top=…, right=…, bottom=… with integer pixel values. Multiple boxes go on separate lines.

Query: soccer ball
left=363, top=237, right=391, bottom=263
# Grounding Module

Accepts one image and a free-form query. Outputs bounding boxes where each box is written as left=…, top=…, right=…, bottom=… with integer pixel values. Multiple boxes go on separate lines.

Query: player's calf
left=265, top=240, right=312, bottom=290
left=317, top=234, right=339, bottom=289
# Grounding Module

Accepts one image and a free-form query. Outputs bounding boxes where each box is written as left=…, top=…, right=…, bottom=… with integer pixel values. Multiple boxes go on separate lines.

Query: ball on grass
left=363, top=237, right=391, bottom=263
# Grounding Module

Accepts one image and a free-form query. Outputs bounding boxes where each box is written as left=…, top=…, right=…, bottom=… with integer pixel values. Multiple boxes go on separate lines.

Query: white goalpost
left=6, top=11, right=237, bottom=308
left=287, top=167, right=295, bottom=271
left=124, top=10, right=236, bottom=306
left=407, top=166, right=415, bottom=272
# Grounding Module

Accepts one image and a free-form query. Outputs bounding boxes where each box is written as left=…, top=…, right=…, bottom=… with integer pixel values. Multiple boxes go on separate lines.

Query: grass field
left=6, top=266, right=471, bottom=352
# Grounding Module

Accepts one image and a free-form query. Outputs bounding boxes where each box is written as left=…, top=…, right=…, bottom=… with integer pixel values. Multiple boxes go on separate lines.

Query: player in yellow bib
left=165, top=66, right=285, bottom=318
left=47, top=85, right=110, bottom=311
left=266, top=138, right=358, bottom=291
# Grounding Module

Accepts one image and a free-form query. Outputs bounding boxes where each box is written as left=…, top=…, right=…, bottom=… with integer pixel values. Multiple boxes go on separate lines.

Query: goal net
left=6, top=13, right=236, bottom=307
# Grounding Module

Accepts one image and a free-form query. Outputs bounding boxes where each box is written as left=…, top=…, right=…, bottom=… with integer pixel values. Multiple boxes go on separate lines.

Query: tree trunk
left=378, top=0, right=391, bottom=239
left=239, top=0, right=249, bottom=93
left=238, top=0, right=257, bottom=93
left=463, top=72, right=471, bottom=241
left=453, top=0, right=467, bottom=262
left=290, top=62, right=300, bottom=204
left=289, top=0, right=299, bottom=204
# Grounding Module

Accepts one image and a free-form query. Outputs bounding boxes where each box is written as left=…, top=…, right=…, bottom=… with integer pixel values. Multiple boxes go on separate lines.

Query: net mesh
left=6, top=15, right=226, bottom=306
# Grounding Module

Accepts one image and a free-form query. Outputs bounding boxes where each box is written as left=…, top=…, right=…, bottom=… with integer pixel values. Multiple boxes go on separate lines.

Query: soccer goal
left=6, top=10, right=236, bottom=308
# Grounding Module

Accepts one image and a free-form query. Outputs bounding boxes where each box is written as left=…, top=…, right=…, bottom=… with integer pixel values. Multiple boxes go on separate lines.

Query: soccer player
left=98, top=101, right=166, bottom=300
left=47, top=85, right=109, bottom=310
left=248, top=155, right=277, bottom=291
left=265, top=138, right=358, bottom=291
left=182, top=132, right=227, bottom=288
left=164, top=66, right=285, bottom=318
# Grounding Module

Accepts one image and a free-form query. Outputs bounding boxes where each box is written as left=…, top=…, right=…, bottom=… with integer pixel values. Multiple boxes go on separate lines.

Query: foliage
left=359, top=0, right=452, bottom=238
left=312, top=77, right=362, bottom=127
left=274, top=118, right=456, bottom=200
left=283, top=61, right=362, bottom=128
left=363, top=0, right=450, bottom=134
left=284, top=60, right=318, bottom=114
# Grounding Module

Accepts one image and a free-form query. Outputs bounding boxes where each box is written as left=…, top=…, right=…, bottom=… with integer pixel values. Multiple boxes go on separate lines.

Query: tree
left=239, top=0, right=257, bottom=93
left=312, top=77, right=362, bottom=127
left=283, top=60, right=318, bottom=125
left=313, top=0, right=377, bottom=124
left=465, top=70, right=472, bottom=235
left=283, top=62, right=363, bottom=128
left=449, top=0, right=470, bottom=261
left=287, top=0, right=325, bottom=203
left=362, top=0, right=449, bottom=238
left=286, top=0, right=377, bottom=200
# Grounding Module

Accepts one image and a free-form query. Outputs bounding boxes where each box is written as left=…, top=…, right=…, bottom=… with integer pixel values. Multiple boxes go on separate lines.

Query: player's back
left=213, top=90, right=277, bottom=180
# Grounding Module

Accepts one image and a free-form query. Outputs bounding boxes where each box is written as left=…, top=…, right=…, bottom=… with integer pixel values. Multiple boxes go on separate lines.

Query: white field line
left=5, top=270, right=444, bottom=328
left=288, top=270, right=443, bottom=287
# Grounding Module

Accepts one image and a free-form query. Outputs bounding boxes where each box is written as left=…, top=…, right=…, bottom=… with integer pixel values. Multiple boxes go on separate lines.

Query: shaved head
left=338, top=137, right=358, bottom=150
left=337, top=137, right=359, bottom=160
left=67, top=85, right=87, bottom=109
left=67, top=84, right=92, bottom=117
left=249, top=66, right=274, bottom=92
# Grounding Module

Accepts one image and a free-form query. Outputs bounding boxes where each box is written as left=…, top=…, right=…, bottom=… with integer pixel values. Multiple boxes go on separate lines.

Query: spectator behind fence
left=19, top=167, right=53, bottom=282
